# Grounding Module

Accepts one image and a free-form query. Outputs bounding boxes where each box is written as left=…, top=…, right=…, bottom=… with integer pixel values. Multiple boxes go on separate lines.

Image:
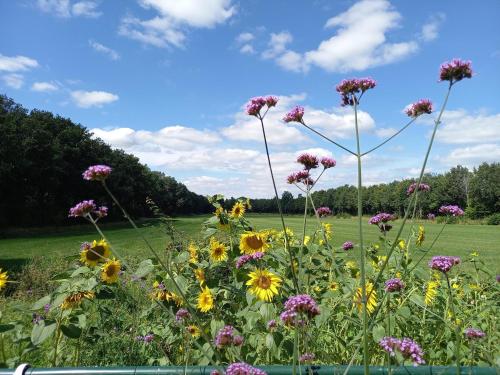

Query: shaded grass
left=0, top=214, right=497, bottom=274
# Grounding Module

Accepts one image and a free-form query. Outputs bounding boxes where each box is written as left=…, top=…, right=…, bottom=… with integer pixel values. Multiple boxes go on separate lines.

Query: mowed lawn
left=0, top=214, right=498, bottom=273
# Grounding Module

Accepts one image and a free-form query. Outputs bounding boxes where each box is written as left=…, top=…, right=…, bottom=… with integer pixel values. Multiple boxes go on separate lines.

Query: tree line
left=0, top=95, right=212, bottom=228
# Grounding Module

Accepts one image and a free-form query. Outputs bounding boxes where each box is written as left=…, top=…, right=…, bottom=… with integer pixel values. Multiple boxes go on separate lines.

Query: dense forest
left=1, top=95, right=498, bottom=228
left=0, top=95, right=211, bottom=227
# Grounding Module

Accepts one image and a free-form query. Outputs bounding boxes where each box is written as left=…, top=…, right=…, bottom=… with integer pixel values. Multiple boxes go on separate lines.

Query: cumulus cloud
left=435, top=110, right=500, bottom=144
left=259, top=0, right=427, bottom=73
left=440, top=144, right=500, bottom=167
left=239, top=44, right=255, bottom=54
left=0, top=54, right=39, bottom=72
left=419, top=13, right=445, bottom=42
left=2, top=74, right=24, bottom=89
left=89, top=40, right=120, bottom=60
left=236, top=32, right=254, bottom=43
left=119, top=0, right=235, bottom=48
left=71, top=90, right=119, bottom=108
left=375, top=127, right=397, bottom=138
left=36, top=0, right=102, bottom=18
left=31, top=81, right=59, bottom=92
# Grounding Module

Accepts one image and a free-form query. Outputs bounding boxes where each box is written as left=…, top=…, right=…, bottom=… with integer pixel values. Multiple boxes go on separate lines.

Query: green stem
left=445, top=273, right=461, bottom=375
left=353, top=99, right=369, bottom=375
left=0, top=334, right=6, bottom=364
left=52, top=317, right=62, bottom=367
left=298, top=186, right=310, bottom=290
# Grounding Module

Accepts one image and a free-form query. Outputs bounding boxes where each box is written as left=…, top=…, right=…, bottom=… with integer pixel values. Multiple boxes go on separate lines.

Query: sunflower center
left=257, top=275, right=271, bottom=289
left=246, top=235, right=263, bottom=249
left=106, top=264, right=118, bottom=276
left=214, top=247, right=223, bottom=257
left=88, top=245, right=105, bottom=260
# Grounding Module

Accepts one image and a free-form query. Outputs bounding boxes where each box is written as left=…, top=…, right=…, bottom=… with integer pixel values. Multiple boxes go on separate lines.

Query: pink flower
left=246, top=96, right=278, bottom=116
left=336, top=78, right=376, bottom=106
left=69, top=200, right=108, bottom=219
left=283, top=106, right=304, bottom=123
left=316, top=206, right=332, bottom=217
left=297, top=153, right=319, bottom=170
left=287, top=170, right=313, bottom=186
left=320, top=157, right=336, bottom=169
left=438, top=205, right=464, bottom=217
left=405, top=100, right=433, bottom=118
left=82, top=165, right=112, bottom=181
left=439, top=59, right=473, bottom=83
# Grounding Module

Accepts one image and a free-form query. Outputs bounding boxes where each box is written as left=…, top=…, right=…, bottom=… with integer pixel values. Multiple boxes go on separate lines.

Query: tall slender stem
left=353, top=99, right=369, bottom=375
left=258, top=115, right=299, bottom=293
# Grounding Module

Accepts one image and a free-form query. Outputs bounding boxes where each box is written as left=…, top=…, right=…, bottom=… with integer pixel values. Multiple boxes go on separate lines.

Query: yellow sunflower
left=246, top=269, right=281, bottom=302
left=329, top=281, right=339, bottom=291
left=353, top=282, right=377, bottom=315
left=230, top=202, right=245, bottom=219
left=80, top=239, right=111, bottom=267
left=194, top=268, right=205, bottom=285
left=186, top=325, right=201, bottom=338
left=209, top=238, right=228, bottom=262
left=239, top=232, right=268, bottom=255
left=61, top=291, right=95, bottom=310
left=188, top=242, right=199, bottom=264
left=197, top=286, right=214, bottom=312
left=0, top=268, right=8, bottom=291
left=425, top=280, right=439, bottom=306
left=101, top=258, right=121, bottom=284
left=214, top=206, right=225, bottom=218
left=151, top=281, right=183, bottom=305
left=416, top=225, right=425, bottom=246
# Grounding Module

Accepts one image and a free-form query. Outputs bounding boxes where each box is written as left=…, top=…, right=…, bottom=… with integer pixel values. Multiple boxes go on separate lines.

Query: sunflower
left=353, top=282, right=377, bottom=315
left=151, top=281, right=183, bottom=305
left=188, top=242, right=199, bottom=264
left=230, top=202, right=246, bottom=219
left=197, top=286, right=214, bottom=312
left=322, top=223, right=333, bottom=239
left=194, top=268, right=205, bottom=285
left=210, top=238, right=228, bottom=262
left=214, top=206, right=225, bottom=218
left=425, top=280, right=439, bottom=306
left=416, top=225, right=425, bottom=246
left=0, top=268, right=8, bottom=291
left=240, top=232, right=268, bottom=255
left=186, top=325, right=201, bottom=338
left=101, top=259, right=121, bottom=284
left=61, top=291, right=95, bottom=310
left=329, top=281, right=339, bottom=291
left=80, top=239, right=110, bottom=267
left=246, top=269, right=282, bottom=302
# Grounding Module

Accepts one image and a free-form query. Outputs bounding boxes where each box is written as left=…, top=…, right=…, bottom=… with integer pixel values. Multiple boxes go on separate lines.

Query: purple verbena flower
left=369, top=213, right=396, bottom=233
left=428, top=255, right=461, bottom=273
left=82, top=165, right=112, bottom=181
left=175, top=308, right=191, bottom=322
left=233, top=335, right=244, bottom=346
left=398, top=338, right=425, bottom=366
left=281, top=295, right=320, bottom=325
left=439, top=59, right=473, bottom=84
left=246, top=97, right=267, bottom=116
left=297, top=153, right=319, bottom=170
left=299, top=353, right=315, bottom=363
left=265, top=96, right=278, bottom=108
left=69, top=200, right=97, bottom=218
left=43, top=303, right=51, bottom=314
left=438, top=205, right=464, bottom=217
left=336, top=78, right=376, bottom=106
left=236, top=252, right=264, bottom=269
left=342, top=241, right=354, bottom=251
left=405, top=100, right=433, bottom=118
left=267, top=319, right=277, bottom=330
left=32, top=313, right=44, bottom=325
left=287, top=170, right=313, bottom=186
left=464, top=328, right=485, bottom=340
left=385, top=278, right=405, bottom=293
left=316, top=206, right=332, bottom=217
left=226, top=362, right=267, bottom=375
left=143, top=334, right=154, bottom=343
left=379, top=336, right=400, bottom=357
left=320, top=157, right=336, bottom=169
left=427, top=213, right=436, bottom=220
left=214, top=325, right=234, bottom=348
left=407, top=182, right=431, bottom=195
left=283, top=106, right=305, bottom=123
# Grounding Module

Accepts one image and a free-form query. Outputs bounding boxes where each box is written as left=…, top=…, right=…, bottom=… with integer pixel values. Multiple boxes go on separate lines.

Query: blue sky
left=1, top=0, right=499, bottom=197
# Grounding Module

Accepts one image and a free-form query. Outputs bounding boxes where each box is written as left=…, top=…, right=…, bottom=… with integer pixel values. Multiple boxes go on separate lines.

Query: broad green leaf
left=372, top=325, right=385, bottom=343
left=0, top=324, right=15, bottom=333
left=31, top=320, right=57, bottom=346
left=31, top=295, right=51, bottom=310
left=61, top=324, right=82, bottom=339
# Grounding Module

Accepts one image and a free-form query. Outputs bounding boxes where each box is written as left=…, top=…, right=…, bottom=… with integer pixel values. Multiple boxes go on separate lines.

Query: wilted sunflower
left=80, top=239, right=110, bottom=267
left=246, top=269, right=281, bottom=302
left=209, top=238, right=228, bottom=262
left=186, top=325, right=201, bottom=338
left=188, top=242, right=199, bottom=264
left=61, top=291, right=95, bottom=310
left=197, top=286, right=214, bottom=313
left=240, top=232, right=268, bottom=255
left=230, top=202, right=245, bottom=219
left=150, top=281, right=183, bottom=305
left=353, top=282, right=377, bottom=315
left=0, top=268, right=8, bottom=291
left=194, top=268, right=205, bottom=285
left=416, top=225, right=425, bottom=246
left=101, top=258, right=121, bottom=284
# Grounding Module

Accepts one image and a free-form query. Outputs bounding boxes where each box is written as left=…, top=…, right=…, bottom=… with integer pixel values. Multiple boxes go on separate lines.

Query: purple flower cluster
left=438, top=205, right=464, bottom=217
left=299, top=353, right=315, bottom=363
left=136, top=334, right=154, bottom=344
left=406, top=182, right=431, bottom=196
left=287, top=170, right=313, bottom=186
left=316, top=206, right=332, bottom=217
left=320, top=157, right=336, bottom=169
left=280, top=294, right=320, bottom=327
left=68, top=200, right=108, bottom=219
left=428, top=255, right=461, bottom=273
left=175, top=308, right=191, bottom=322
left=439, top=59, right=473, bottom=83
left=385, top=278, right=405, bottom=293
left=380, top=337, right=425, bottom=366
left=267, top=319, right=277, bottom=330
left=32, top=313, right=44, bottom=325
left=283, top=106, right=305, bottom=123
left=235, top=252, right=264, bottom=269
left=342, top=241, right=354, bottom=251
left=405, top=99, right=433, bottom=118
left=226, top=363, right=266, bottom=375
left=336, top=78, right=376, bottom=106
left=82, top=165, right=112, bottom=181
left=246, top=96, right=278, bottom=116
left=464, top=328, right=485, bottom=340
left=297, top=153, right=319, bottom=170
left=214, top=326, right=244, bottom=348
left=368, top=213, right=396, bottom=233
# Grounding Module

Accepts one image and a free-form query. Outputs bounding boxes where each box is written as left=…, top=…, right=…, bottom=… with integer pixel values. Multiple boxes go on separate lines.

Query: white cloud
left=2, top=74, right=24, bottom=89
left=240, top=44, right=255, bottom=55
left=236, top=32, right=254, bottom=43
left=89, top=40, right=120, bottom=60
left=435, top=110, right=500, bottom=144
left=375, top=127, right=397, bottom=138
left=119, top=0, right=235, bottom=48
left=0, top=54, right=39, bottom=72
left=36, top=0, right=101, bottom=18
left=71, top=90, right=119, bottom=108
left=420, top=13, right=445, bottom=42
left=441, top=144, right=500, bottom=167
left=260, top=0, right=423, bottom=73
left=31, top=81, right=59, bottom=92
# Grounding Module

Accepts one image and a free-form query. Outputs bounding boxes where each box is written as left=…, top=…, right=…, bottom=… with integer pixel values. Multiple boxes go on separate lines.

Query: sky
left=1, top=0, right=499, bottom=198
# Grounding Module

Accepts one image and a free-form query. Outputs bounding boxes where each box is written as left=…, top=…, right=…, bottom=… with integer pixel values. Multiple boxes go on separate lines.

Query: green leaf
left=71, top=266, right=90, bottom=277
left=61, top=324, right=82, bottom=339
left=134, top=259, right=155, bottom=278
left=31, top=320, right=57, bottom=346
left=265, top=333, right=276, bottom=351
left=372, top=325, right=385, bottom=343
left=397, top=306, right=411, bottom=318
left=0, top=324, right=15, bottom=333
left=31, top=295, right=51, bottom=311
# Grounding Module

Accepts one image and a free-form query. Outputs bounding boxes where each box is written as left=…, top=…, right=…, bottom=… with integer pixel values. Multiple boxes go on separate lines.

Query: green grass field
left=0, top=214, right=498, bottom=274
